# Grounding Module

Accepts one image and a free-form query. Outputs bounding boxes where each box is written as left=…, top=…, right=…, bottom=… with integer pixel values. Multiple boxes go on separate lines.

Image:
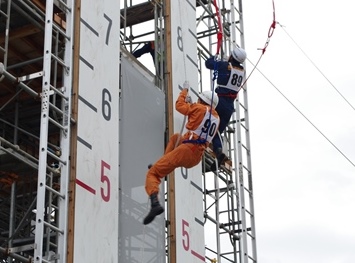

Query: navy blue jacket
left=205, top=56, right=244, bottom=95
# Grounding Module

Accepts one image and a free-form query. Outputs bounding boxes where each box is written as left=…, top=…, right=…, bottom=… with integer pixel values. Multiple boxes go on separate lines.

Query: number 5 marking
left=101, top=160, right=111, bottom=202
left=182, top=219, right=190, bottom=251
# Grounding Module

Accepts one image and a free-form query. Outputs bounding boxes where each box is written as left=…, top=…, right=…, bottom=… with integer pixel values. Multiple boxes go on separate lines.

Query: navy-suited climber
left=205, top=47, right=247, bottom=170
left=132, top=41, right=155, bottom=61
left=132, top=38, right=164, bottom=76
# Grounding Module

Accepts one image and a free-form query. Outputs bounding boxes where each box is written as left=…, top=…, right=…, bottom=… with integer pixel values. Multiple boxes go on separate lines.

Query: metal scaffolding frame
left=0, top=0, right=74, bottom=262
left=120, top=0, right=165, bottom=90
left=121, top=0, right=257, bottom=262
left=197, top=1, right=258, bottom=262
left=0, top=0, right=257, bottom=262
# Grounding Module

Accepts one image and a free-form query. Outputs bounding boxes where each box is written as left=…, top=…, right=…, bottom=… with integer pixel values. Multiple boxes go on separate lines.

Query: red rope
left=259, top=0, right=276, bottom=55
left=213, top=0, right=223, bottom=55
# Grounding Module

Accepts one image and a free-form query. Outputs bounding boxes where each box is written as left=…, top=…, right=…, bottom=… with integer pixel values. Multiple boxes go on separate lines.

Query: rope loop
left=259, top=0, right=276, bottom=55
left=213, top=0, right=223, bottom=55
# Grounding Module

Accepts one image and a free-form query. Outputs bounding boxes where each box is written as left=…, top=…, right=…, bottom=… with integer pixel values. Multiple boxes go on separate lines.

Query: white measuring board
left=73, top=1, right=120, bottom=262
left=170, top=1, right=206, bottom=262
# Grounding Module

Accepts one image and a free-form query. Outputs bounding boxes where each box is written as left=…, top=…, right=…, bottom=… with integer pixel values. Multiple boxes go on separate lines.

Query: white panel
left=170, top=1, right=206, bottom=262
left=73, top=1, right=120, bottom=262
left=118, top=56, right=165, bottom=263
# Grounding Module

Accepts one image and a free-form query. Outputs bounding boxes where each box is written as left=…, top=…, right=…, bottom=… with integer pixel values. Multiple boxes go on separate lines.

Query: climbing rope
left=173, top=0, right=193, bottom=148
left=203, top=0, right=224, bottom=172
left=213, top=0, right=223, bottom=56
left=176, top=0, right=219, bottom=147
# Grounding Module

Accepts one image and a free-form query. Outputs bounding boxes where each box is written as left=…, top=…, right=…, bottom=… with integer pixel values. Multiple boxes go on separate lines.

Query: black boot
left=207, top=161, right=217, bottom=172
left=143, top=193, right=164, bottom=225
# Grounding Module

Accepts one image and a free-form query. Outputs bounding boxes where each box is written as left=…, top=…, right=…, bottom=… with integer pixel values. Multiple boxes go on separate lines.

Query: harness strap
left=182, top=138, right=207, bottom=145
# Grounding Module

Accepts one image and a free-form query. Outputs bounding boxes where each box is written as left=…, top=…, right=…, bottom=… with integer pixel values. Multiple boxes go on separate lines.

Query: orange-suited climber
left=143, top=83, right=220, bottom=225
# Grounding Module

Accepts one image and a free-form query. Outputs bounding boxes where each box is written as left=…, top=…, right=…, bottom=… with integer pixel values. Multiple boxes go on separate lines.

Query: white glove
left=183, top=81, right=189, bottom=90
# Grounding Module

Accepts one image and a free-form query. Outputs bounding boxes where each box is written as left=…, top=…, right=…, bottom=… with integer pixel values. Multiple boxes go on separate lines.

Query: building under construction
left=0, top=0, right=257, bottom=262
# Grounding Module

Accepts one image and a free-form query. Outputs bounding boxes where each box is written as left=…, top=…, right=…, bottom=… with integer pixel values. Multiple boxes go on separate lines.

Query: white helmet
left=231, top=47, right=247, bottom=63
left=198, top=91, right=219, bottom=108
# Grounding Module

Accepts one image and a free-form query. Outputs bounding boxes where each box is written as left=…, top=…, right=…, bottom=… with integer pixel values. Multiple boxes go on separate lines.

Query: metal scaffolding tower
left=121, top=0, right=257, bottom=262
left=0, top=0, right=257, bottom=262
left=197, top=1, right=258, bottom=262
left=0, top=0, right=74, bottom=261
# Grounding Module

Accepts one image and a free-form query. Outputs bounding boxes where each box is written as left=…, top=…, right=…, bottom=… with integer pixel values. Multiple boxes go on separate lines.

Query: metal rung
left=48, top=146, right=62, bottom=157
left=50, top=85, right=69, bottom=100
left=243, top=186, right=252, bottom=194
left=241, top=122, right=248, bottom=130
left=219, top=208, right=237, bottom=214
left=247, top=254, right=256, bottom=262
left=52, top=23, right=70, bottom=40
left=54, top=0, right=72, bottom=11
left=45, top=185, right=65, bottom=199
left=204, top=213, right=240, bottom=240
left=239, top=102, right=246, bottom=110
left=45, top=165, right=61, bottom=177
left=50, top=203, right=59, bottom=211
left=206, top=184, right=235, bottom=194
left=220, top=220, right=242, bottom=227
left=245, top=209, right=254, bottom=217
left=49, top=102, right=67, bottom=118
left=49, top=242, right=58, bottom=249
left=0, top=10, right=8, bottom=18
left=242, top=164, right=250, bottom=173
left=43, top=221, right=64, bottom=234
left=242, top=143, right=249, bottom=151
left=51, top=53, right=69, bottom=69
left=49, top=116, right=67, bottom=131
left=220, top=251, right=238, bottom=257
left=247, top=231, right=256, bottom=239
left=41, top=257, right=53, bottom=263
left=47, top=150, right=66, bottom=166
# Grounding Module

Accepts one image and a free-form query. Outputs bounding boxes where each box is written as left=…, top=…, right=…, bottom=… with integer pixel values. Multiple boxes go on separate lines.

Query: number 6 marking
left=102, top=88, right=112, bottom=121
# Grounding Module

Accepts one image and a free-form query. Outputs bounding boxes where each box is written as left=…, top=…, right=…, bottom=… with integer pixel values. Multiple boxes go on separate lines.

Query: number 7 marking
left=103, top=13, right=112, bottom=45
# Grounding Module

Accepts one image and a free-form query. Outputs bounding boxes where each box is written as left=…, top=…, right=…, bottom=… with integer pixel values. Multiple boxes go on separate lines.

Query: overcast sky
left=243, top=1, right=355, bottom=262
left=123, top=0, right=355, bottom=262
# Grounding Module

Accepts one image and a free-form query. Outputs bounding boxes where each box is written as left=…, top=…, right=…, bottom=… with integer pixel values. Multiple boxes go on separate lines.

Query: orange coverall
left=145, top=88, right=220, bottom=196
